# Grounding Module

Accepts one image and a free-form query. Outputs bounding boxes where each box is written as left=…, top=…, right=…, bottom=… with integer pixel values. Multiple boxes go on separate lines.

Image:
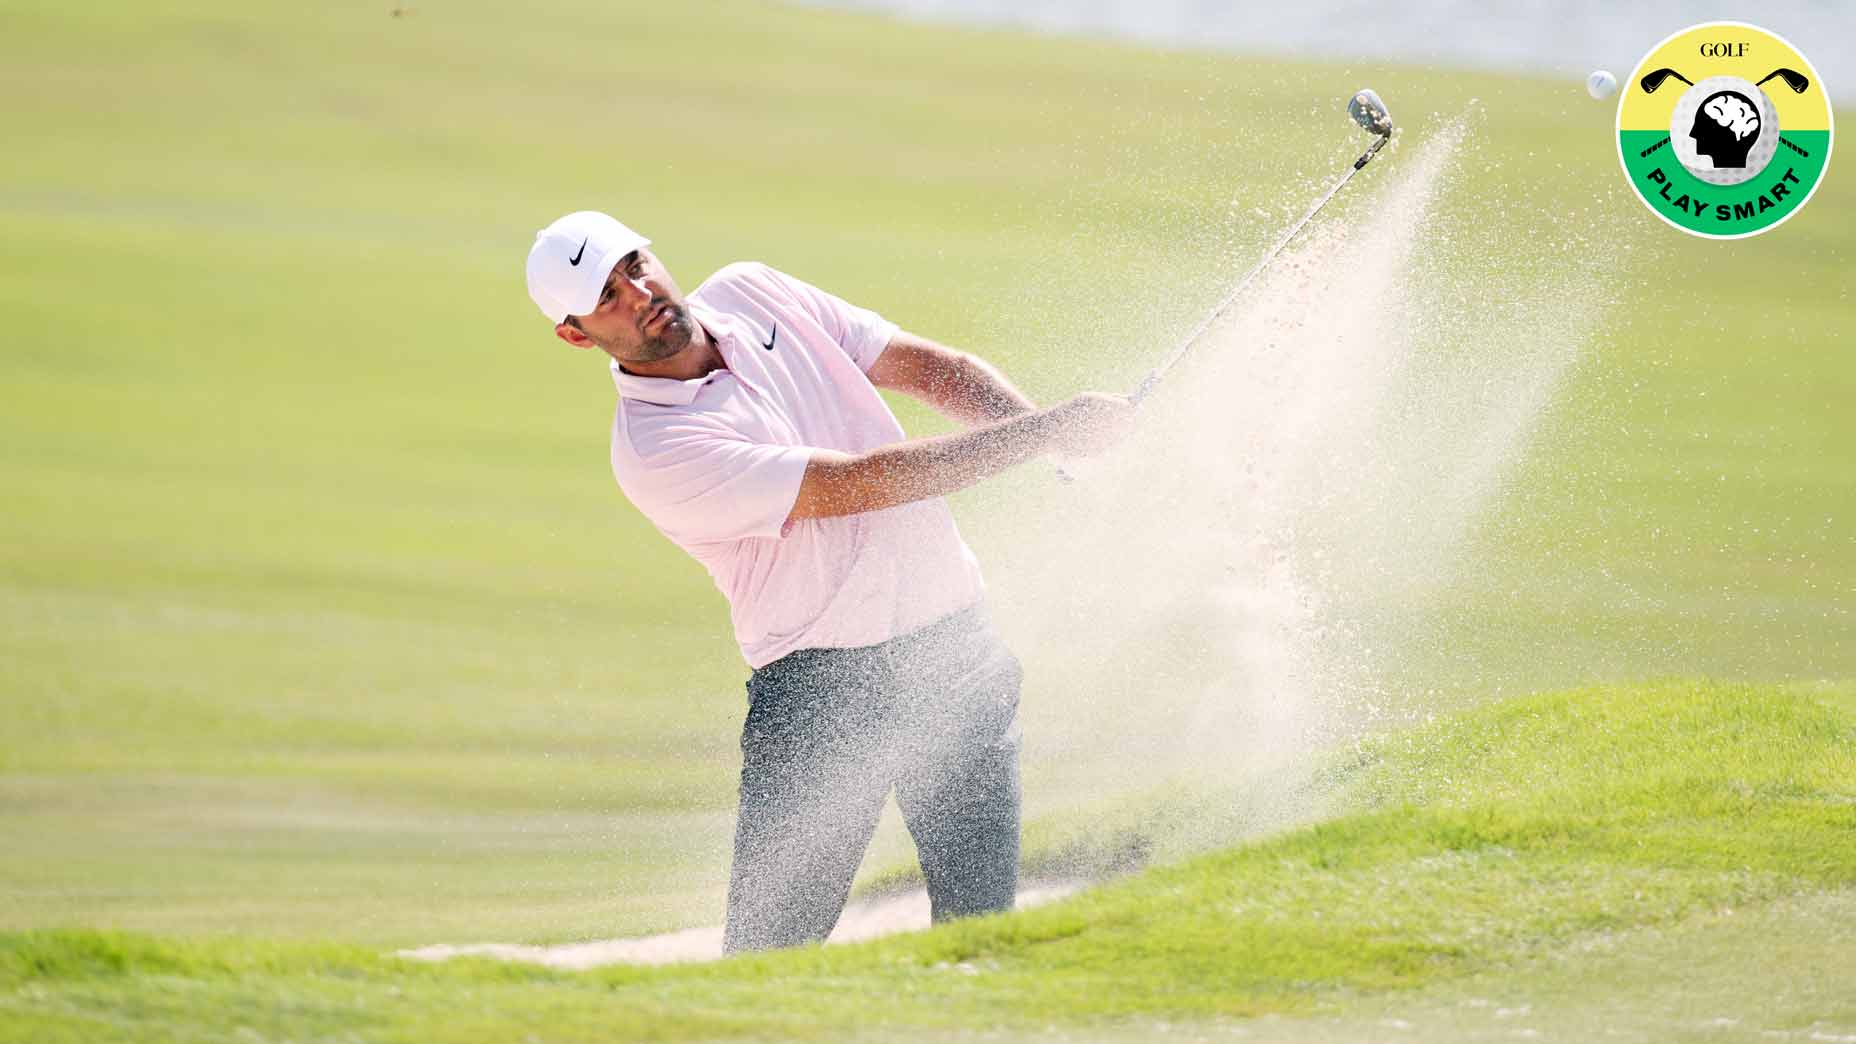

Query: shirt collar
left=608, top=302, right=738, bottom=406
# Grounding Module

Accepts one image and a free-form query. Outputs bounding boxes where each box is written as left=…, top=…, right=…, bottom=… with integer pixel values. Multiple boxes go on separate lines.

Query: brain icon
left=1687, top=89, right=1766, bottom=170
left=1703, top=93, right=1760, bottom=140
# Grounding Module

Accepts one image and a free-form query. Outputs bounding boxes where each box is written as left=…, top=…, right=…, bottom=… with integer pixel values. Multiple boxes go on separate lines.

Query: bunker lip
left=396, top=880, right=1085, bottom=969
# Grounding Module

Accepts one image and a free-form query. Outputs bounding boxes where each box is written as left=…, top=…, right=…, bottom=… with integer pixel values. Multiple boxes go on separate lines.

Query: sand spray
left=988, top=112, right=1605, bottom=863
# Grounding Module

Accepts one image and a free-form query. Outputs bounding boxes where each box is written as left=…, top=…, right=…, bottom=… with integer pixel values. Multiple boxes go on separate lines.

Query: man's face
left=557, top=249, right=694, bottom=365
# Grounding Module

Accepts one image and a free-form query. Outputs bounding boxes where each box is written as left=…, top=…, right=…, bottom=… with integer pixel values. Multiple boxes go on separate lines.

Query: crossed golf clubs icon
left=1635, top=66, right=1814, bottom=160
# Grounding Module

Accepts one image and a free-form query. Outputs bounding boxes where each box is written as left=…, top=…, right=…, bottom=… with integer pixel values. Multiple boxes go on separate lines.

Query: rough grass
left=4, top=680, right=1852, bottom=1041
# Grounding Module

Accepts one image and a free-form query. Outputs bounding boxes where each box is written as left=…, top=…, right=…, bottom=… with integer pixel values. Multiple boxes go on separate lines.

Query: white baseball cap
left=525, top=211, right=650, bottom=324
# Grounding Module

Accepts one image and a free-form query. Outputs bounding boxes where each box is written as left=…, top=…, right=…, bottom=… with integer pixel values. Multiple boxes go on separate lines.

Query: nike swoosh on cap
left=569, top=238, right=587, bottom=266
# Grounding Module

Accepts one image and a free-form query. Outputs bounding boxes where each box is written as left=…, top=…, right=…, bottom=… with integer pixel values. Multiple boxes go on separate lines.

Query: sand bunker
left=399, top=881, right=1081, bottom=969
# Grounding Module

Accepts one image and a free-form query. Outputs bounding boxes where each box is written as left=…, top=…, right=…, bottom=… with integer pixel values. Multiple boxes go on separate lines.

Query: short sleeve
left=614, top=424, right=815, bottom=545
left=759, top=266, right=899, bottom=372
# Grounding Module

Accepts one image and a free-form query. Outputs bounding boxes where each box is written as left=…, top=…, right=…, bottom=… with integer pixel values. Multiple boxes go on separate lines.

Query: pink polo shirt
left=608, top=262, right=986, bottom=668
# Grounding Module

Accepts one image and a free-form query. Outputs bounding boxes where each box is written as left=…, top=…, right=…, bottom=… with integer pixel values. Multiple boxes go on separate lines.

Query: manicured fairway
left=2, top=0, right=1853, bottom=1038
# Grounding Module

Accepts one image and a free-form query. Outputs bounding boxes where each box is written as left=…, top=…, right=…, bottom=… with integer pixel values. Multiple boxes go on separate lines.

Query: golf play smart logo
left=1617, top=21, right=1833, bottom=238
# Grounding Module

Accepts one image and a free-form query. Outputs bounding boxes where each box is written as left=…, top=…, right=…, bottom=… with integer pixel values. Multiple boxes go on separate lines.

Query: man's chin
left=645, top=316, right=697, bottom=356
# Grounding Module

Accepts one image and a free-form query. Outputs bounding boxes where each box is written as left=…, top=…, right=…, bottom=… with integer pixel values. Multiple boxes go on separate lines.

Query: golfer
left=525, top=210, right=1132, bottom=953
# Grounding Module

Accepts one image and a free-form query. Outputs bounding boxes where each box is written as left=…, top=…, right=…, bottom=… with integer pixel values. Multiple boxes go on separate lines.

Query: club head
left=1640, top=68, right=1693, bottom=94
left=1757, top=67, right=1810, bottom=93
left=1348, top=89, right=1393, bottom=137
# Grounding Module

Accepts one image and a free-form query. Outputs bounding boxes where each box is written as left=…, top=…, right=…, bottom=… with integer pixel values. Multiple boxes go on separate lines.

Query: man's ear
left=554, top=321, right=596, bottom=350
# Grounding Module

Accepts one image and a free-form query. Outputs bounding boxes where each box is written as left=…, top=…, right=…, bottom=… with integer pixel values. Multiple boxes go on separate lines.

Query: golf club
left=1756, top=68, right=1810, bottom=93
left=1051, top=89, right=1393, bottom=481
left=1129, top=88, right=1395, bottom=405
left=1639, top=68, right=1694, bottom=94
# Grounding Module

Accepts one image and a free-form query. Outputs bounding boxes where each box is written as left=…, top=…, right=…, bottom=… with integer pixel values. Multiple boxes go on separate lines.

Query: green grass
left=2, top=0, right=1854, bottom=1036
left=3, top=681, right=1852, bottom=1041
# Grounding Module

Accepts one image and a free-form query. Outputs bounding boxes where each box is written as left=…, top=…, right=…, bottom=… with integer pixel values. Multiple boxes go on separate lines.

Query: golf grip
left=1055, top=367, right=1164, bottom=481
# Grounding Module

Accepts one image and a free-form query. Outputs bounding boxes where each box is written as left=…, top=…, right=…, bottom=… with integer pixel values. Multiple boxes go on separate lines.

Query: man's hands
left=1046, top=392, right=1136, bottom=458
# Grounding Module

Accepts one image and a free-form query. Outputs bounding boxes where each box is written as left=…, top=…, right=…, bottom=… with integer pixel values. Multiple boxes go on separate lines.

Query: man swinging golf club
left=526, top=211, right=1133, bottom=953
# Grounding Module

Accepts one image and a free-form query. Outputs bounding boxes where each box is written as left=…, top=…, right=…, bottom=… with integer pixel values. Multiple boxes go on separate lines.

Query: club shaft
left=1131, top=133, right=1389, bottom=404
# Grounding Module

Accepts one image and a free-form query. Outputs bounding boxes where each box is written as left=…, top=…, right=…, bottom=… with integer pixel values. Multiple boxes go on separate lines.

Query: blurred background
left=814, top=1, right=1856, bottom=101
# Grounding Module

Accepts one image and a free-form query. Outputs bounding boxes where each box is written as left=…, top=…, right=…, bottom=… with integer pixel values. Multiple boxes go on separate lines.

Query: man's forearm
left=789, top=408, right=1058, bottom=521
left=933, top=351, right=1037, bottom=426
left=868, top=335, right=1037, bottom=427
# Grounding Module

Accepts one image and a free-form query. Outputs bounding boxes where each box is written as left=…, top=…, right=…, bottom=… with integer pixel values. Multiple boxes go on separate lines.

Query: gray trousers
left=722, top=603, right=1022, bottom=954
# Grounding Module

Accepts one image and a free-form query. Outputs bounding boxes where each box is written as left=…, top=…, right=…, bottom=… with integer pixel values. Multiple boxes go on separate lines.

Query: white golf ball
left=1587, top=69, right=1618, bottom=100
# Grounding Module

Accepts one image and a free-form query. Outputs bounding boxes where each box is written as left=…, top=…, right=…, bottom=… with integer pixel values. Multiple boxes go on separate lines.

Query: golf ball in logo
left=1587, top=70, right=1618, bottom=100
left=1667, top=76, right=1779, bottom=186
